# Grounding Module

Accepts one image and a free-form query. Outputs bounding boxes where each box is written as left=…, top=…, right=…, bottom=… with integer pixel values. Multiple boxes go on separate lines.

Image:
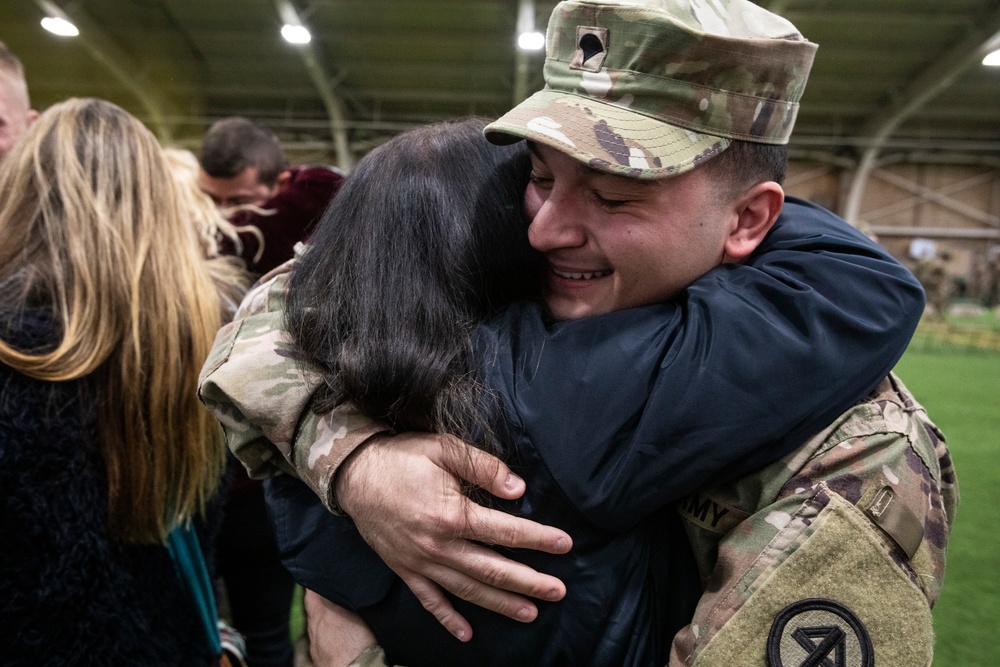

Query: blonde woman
left=0, top=98, right=230, bottom=665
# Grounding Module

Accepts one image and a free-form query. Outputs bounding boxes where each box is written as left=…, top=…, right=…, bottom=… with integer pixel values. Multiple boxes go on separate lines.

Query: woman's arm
left=493, top=198, right=925, bottom=528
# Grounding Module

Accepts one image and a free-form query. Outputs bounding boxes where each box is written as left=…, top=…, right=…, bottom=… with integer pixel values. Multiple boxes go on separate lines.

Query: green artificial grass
left=290, top=585, right=305, bottom=643
left=893, top=351, right=1000, bottom=666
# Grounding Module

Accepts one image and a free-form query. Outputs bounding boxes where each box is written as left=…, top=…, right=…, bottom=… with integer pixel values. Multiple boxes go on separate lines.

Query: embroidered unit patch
left=766, top=598, right=873, bottom=667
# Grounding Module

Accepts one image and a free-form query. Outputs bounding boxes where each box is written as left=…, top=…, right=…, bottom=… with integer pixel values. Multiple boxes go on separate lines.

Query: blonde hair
left=0, top=98, right=226, bottom=544
left=163, top=147, right=252, bottom=310
left=163, top=147, right=243, bottom=259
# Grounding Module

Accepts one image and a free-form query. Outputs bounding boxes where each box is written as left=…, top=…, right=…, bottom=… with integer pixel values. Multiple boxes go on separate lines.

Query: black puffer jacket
left=0, top=311, right=219, bottom=667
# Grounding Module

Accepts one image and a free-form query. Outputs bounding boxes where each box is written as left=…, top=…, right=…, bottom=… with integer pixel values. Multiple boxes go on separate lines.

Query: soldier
left=989, top=249, right=1000, bottom=309
left=200, top=1, right=955, bottom=665
left=914, top=252, right=952, bottom=319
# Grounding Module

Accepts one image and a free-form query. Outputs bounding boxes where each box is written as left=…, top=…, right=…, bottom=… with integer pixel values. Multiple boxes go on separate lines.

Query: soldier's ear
left=723, top=182, right=784, bottom=262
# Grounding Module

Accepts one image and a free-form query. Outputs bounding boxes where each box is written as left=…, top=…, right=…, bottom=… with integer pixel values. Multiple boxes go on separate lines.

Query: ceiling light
left=518, top=31, right=545, bottom=51
left=983, top=49, right=1000, bottom=67
left=41, top=16, right=78, bottom=37
left=281, top=24, right=311, bottom=45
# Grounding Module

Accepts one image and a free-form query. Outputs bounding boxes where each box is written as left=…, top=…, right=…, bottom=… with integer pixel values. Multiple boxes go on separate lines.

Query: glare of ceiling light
left=518, top=31, right=545, bottom=51
left=41, top=16, right=79, bottom=37
left=281, top=24, right=311, bottom=45
left=983, top=49, right=1000, bottom=67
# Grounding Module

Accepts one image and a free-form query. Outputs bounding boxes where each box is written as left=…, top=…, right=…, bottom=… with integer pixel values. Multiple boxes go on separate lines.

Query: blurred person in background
left=164, top=147, right=252, bottom=316
left=0, top=40, right=38, bottom=161
left=0, top=98, right=232, bottom=665
left=197, top=116, right=343, bottom=276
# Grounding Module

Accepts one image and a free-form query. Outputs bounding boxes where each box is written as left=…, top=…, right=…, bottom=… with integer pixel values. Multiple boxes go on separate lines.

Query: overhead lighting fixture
left=41, top=16, right=79, bottom=37
left=983, top=49, right=1000, bottom=67
left=281, top=23, right=311, bottom=45
left=518, top=31, right=545, bottom=51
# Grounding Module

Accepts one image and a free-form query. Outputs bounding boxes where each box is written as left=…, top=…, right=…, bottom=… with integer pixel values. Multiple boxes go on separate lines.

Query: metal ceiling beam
left=867, top=226, right=1000, bottom=240
left=513, top=0, right=538, bottom=105
left=274, top=0, right=353, bottom=170
left=842, top=5, right=1000, bottom=225
left=33, top=0, right=177, bottom=140
left=867, top=169, right=1000, bottom=227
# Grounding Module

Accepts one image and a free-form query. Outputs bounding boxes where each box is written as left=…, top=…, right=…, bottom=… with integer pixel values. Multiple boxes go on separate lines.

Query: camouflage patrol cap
left=485, top=0, right=817, bottom=179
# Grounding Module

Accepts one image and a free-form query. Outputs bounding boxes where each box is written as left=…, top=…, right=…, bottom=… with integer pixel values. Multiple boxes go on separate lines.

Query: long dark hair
left=286, top=118, right=539, bottom=451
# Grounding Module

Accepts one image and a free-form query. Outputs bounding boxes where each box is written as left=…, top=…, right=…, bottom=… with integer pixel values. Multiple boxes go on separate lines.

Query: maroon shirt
left=226, top=165, right=343, bottom=275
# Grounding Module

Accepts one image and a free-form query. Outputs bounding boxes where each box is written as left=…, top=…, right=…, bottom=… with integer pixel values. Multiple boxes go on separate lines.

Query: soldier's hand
left=335, top=432, right=572, bottom=642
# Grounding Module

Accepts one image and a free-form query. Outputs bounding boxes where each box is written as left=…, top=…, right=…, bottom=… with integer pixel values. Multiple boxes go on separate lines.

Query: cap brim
left=485, top=90, right=730, bottom=180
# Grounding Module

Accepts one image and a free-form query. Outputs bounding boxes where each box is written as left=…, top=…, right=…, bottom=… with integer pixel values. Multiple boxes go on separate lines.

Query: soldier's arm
left=669, top=374, right=958, bottom=666
left=197, top=259, right=568, bottom=642
left=198, top=262, right=388, bottom=505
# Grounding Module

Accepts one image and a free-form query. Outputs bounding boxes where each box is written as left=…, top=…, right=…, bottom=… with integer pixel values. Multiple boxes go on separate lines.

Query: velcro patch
left=570, top=26, right=609, bottom=72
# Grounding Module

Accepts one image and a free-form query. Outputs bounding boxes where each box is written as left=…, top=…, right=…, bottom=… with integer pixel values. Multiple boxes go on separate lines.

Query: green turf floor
left=893, top=351, right=1000, bottom=666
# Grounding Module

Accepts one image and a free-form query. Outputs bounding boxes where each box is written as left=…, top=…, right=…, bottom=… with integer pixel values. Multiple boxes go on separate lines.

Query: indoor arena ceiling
left=2, top=0, right=999, bottom=169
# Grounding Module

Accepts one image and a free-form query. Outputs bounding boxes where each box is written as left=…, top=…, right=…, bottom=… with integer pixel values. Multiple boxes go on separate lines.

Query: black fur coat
left=0, top=310, right=218, bottom=666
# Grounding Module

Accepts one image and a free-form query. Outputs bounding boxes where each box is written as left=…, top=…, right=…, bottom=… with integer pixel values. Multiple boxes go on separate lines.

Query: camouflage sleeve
left=670, top=373, right=958, bottom=667
left=348, top=646, right=389, bottom=667
left=198, top=261, right=388, bottom=510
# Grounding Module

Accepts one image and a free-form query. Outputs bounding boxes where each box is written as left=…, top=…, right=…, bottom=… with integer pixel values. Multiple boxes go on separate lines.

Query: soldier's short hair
left=199, top=117, right=285, bottom=186
left=704, top=141, right=789, bottom=196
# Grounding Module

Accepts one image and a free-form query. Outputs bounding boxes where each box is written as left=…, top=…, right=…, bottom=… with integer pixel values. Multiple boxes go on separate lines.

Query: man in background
left=198, top=116, right=342, bottom=274
left=0, top=40, right=38, bottom=161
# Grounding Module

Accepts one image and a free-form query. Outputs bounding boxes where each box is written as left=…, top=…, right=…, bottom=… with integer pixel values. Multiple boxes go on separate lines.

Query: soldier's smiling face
left=522, top=142, right=740, bottom=320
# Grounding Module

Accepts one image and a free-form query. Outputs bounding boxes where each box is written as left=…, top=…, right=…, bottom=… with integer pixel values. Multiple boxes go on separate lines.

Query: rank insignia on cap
left=767, top=599, right=873, bottom=667
left=570, top=26, right=608, bottom=72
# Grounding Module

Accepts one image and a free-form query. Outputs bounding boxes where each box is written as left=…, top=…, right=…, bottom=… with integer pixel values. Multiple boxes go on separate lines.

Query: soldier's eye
left=594, top=192, right=628, bottom=209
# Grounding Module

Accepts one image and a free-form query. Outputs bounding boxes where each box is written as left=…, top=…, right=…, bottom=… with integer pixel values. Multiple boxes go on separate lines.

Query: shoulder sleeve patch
left=767, top=598, right=873, bottom=667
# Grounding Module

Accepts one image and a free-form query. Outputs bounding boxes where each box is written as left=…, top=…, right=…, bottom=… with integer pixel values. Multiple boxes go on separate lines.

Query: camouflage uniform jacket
left=670, top=374, right=957, bottom=667
left=199, top=261, right=382, bottom=512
